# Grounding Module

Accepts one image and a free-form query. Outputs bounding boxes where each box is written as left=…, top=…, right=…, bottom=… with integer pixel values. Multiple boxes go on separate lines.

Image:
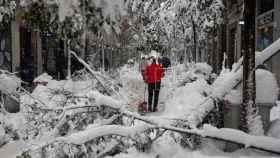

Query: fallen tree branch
left=185, top=39, right=280, bottom=128
left=70, top=50, right=119, bottom=97
left=91, top=104, right=280, bottom=155
left=22, top=98, right=280, bottom=155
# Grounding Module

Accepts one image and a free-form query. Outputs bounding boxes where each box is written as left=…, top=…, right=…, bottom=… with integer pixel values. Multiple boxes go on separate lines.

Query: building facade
left=213, top=0, right=280, bottom=83
left=256, top=0, right=280, bottom=83
left=6, top=8, right=69, bottom=82
left=10, top=9, right=44, bottom=83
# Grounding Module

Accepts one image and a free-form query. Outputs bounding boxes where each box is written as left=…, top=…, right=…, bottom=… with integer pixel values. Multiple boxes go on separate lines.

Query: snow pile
left=0, top=141, right=26, bottom=158
left=162, top=79, right=212, bottom=119
left=267, top=119, right=280, bottom=139
left=21, top=72, right=98, bottom=109
left=87, top=90, right=122, bottom=109
left=193, top=63, right=213, bottom=79
left=108, top=134, right=194, bottom=158
left=118, top=64, right=145, bottom=107
left=0, top=71, right=21, bottom=95
left=225, top=69, right=279, bottom=104
left=183, top=63, right=214, bottom=82
left=33, top=73, right=53, bottom=83
left=0, top=112, right=26, bottom=149
left=3, top=61, right=280, bottom=157
left=175, top=64, right=187, bottom=74
left=0, top=113, right=25, bottom=131
left=211, top=63, right=242, bottom=99
left=271, top=102, right=280, bottom=121
left=256, top=69, right=279, bottom=103
left=22, top=80, right=93, bottom=109
left=168, top=63, right=214, bottom=87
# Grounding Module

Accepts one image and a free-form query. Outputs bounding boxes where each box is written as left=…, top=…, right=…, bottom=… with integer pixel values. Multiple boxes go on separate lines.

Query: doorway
left=20, top=27, right=35, bottom=83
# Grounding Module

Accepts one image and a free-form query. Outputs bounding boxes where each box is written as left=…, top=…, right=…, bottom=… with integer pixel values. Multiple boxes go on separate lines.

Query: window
left=258, top=0, right=274, bottom=15
left=257, top=26, right=273, bottom=51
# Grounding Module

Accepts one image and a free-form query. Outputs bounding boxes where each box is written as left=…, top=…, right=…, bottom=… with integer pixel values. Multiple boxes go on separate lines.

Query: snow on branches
left=126, top=0, right=224, bottom=52
left=0, top=0, right=16, bottom=24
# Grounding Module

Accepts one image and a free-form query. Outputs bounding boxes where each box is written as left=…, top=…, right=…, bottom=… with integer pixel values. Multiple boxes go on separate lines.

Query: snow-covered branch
left=70, top=50, right=120, bottom=97
left=57, top=124, right=151, bottom=145
left=185, top=38, right=280, bottom=128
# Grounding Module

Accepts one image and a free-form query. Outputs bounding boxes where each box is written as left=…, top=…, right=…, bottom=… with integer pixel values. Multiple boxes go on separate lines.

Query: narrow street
left=1, top=0, right=280, bottom=157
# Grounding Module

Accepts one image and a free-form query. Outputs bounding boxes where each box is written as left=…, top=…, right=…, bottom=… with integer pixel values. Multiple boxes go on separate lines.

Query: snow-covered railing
left=255, top=38, right=280, bottom=66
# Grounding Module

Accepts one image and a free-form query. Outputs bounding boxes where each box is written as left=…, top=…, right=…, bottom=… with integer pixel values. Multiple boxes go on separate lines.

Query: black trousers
left=148, top=82, right=161, bottom=112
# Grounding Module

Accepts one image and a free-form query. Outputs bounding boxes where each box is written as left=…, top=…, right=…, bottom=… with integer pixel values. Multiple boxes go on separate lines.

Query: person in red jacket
left=144, top=56, right=164, bottom=112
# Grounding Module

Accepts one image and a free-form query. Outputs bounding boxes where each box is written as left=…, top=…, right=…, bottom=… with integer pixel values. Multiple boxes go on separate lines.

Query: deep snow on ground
left=115, top=62, right=280, bottom=158
left=1, top=62, right=280, bottom=158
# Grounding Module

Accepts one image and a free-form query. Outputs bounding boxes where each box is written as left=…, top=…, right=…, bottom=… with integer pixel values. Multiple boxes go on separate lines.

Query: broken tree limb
left=187, top=38, right=280, bottom=128
left=78, top=101, right=280, bottom=155
left=57, top=124, right=153, bottom=145
left=35, top=105, right=280, bottom=155
left=121, top=111, right=280, bottom=154
left=61, top=89, right=280, bottom=155
left=156, top=123, right=280, bottom=155
left=21, top=91, right=280, bottom=156
left=69, top=50, right=117, bottom=96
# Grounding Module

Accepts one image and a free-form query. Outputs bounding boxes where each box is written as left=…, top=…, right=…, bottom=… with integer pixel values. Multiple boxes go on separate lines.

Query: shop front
left=256, top=0, right=274, bottom=51
left=257, top=25, right=273, bottom=51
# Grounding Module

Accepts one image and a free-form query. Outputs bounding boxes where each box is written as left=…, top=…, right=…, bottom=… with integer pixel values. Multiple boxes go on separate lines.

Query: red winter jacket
left=144, top=63, right=164, bottom=83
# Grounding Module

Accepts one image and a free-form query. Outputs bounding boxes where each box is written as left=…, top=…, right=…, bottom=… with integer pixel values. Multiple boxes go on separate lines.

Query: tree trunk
left=241, top=0, right=263, bottom=134
left=191, top=16, right=197, bottom=62
left=66, top=39, right=71, bottom=80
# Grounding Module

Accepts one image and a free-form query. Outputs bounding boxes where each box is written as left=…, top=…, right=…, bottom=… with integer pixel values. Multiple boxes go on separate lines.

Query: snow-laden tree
left=20, top=0, right=126, bottom=38
left=0, top=0, right=16, bottom=27
left=126, top=0, right=224, bottom=60
left=125, top=0, right=168, bottom=53
left=155, top=0, right=223, bottom=59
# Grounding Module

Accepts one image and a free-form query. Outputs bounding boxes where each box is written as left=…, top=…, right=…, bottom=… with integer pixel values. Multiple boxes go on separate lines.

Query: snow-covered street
left=0, top=60, right=280, bottom=158
left=1, top=0, right=280, bottom=157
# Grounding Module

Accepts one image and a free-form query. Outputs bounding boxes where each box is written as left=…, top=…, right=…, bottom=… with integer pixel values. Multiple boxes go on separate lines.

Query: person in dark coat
left=159, top=56, right=171, bottom=69
left=144, top=57, right=164, bottom=112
